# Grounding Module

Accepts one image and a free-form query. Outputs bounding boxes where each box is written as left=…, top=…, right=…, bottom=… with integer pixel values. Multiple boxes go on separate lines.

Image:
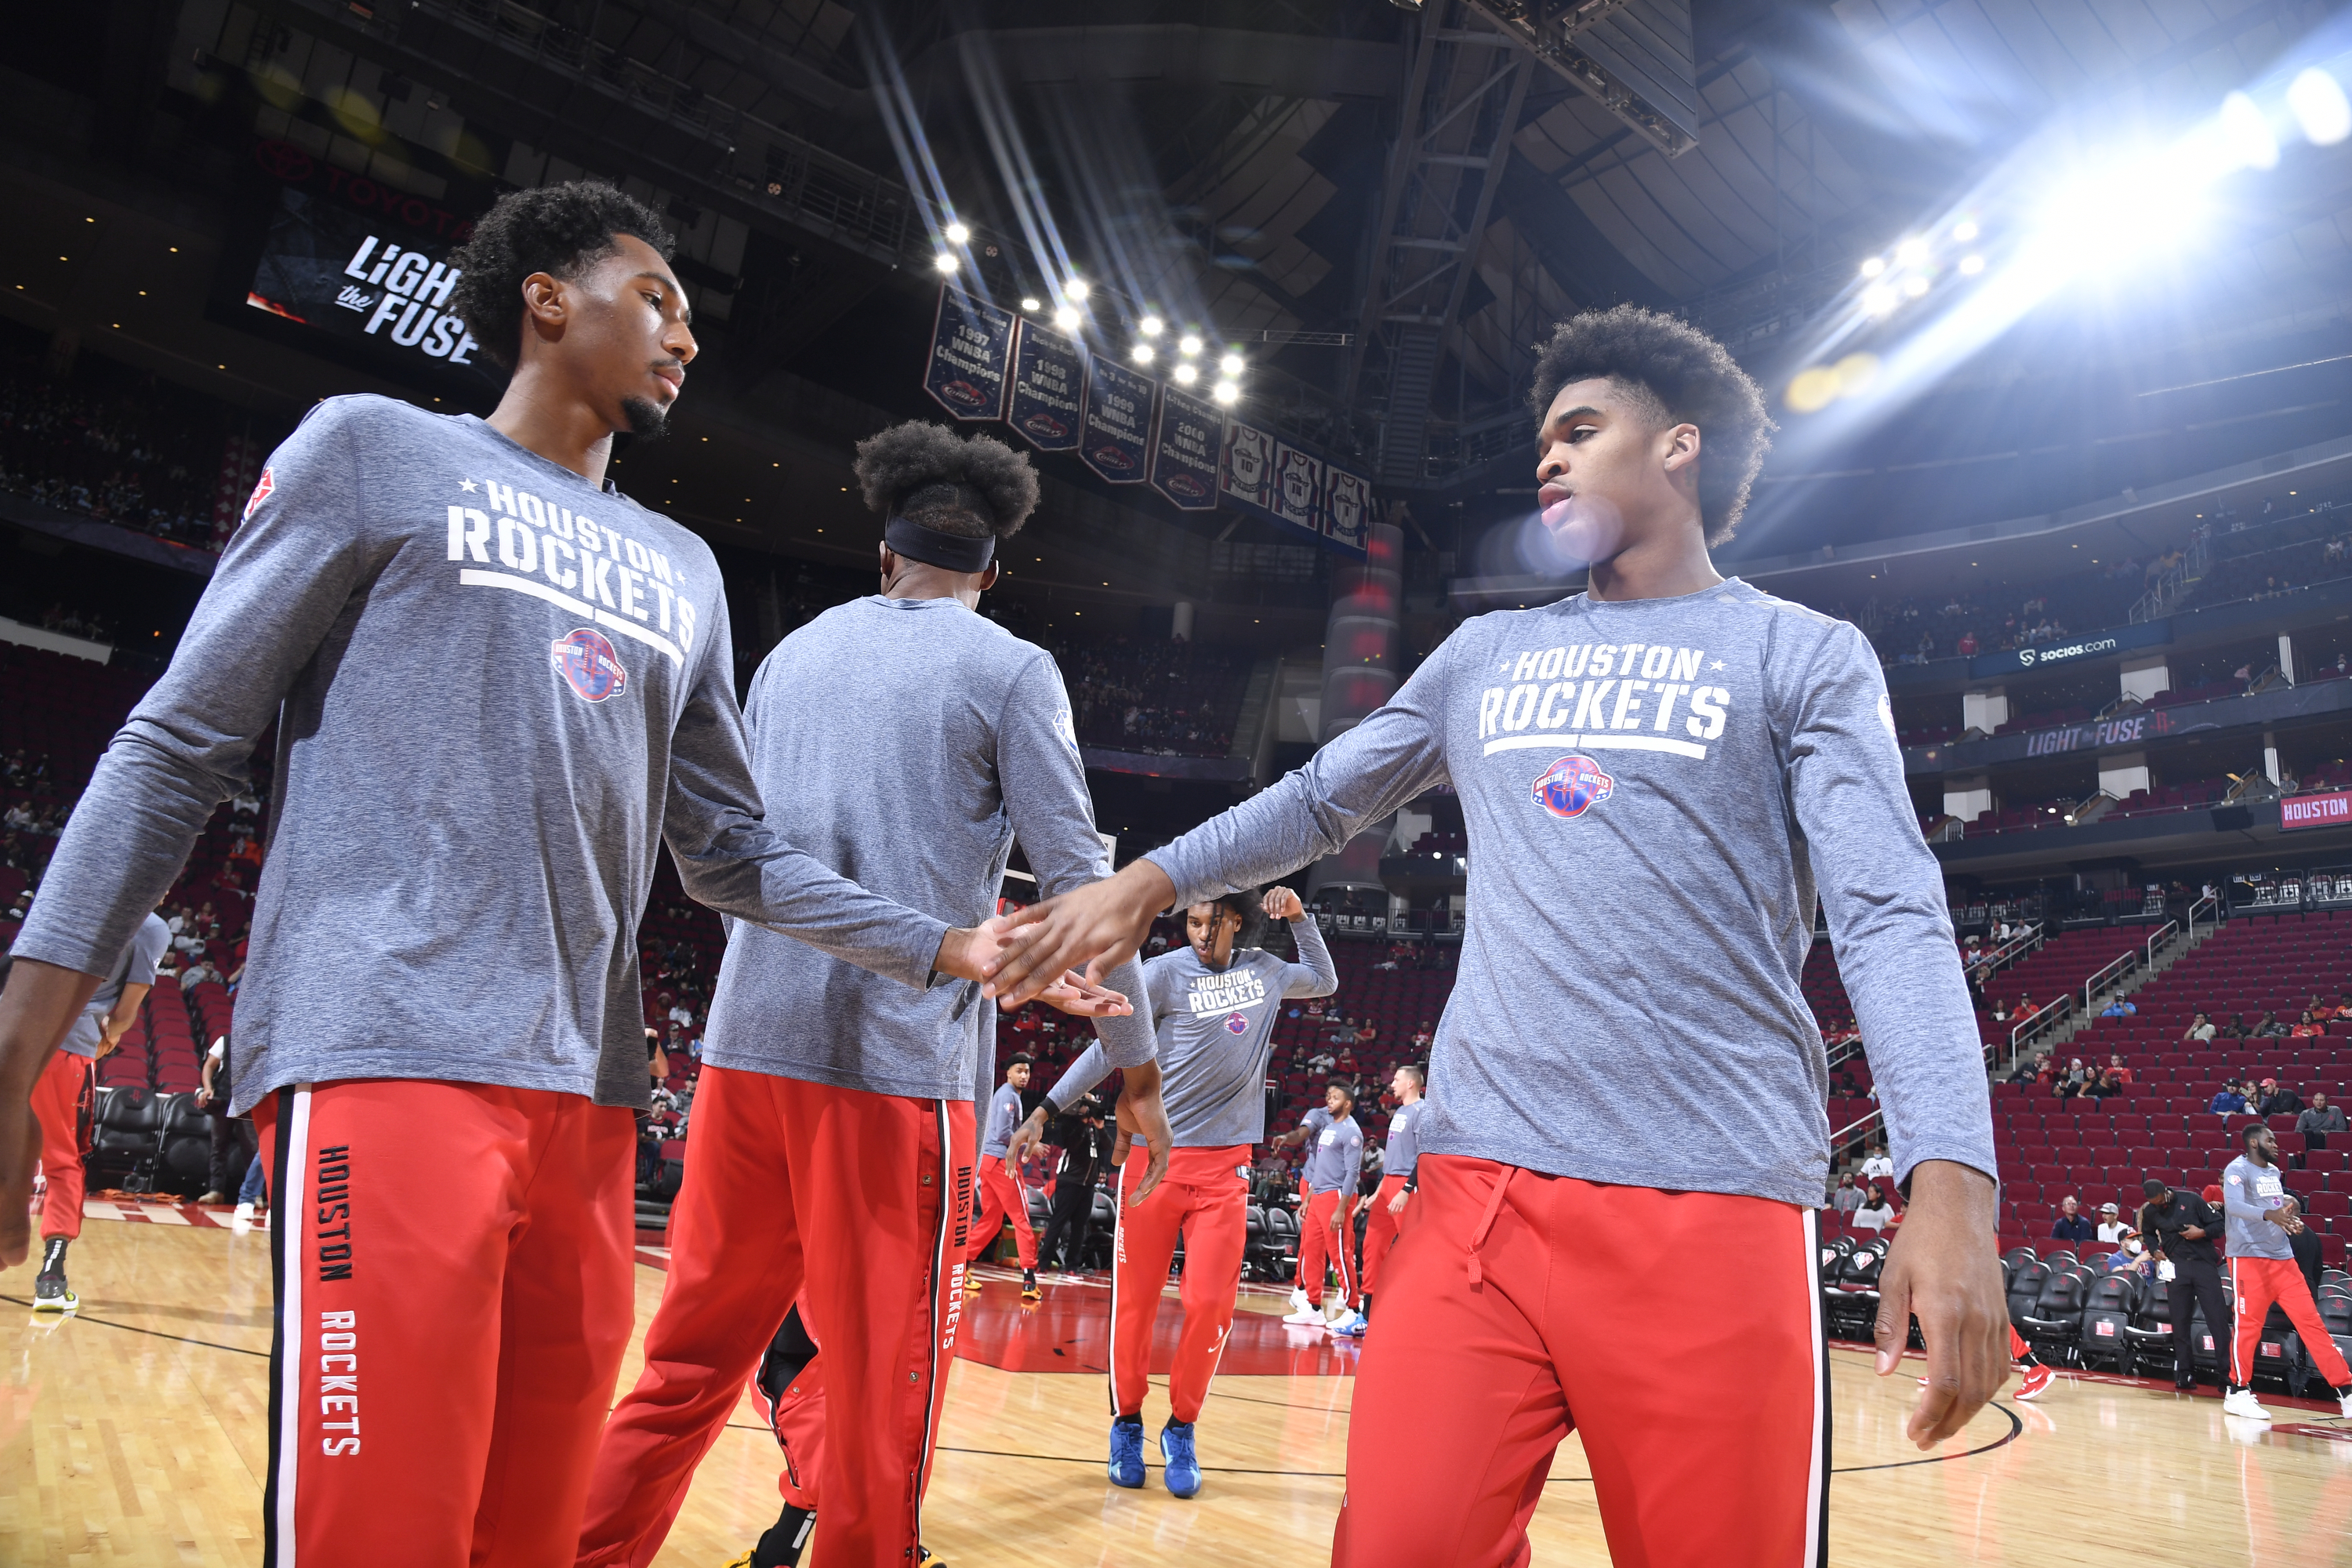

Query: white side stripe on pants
left=1800, top=1206, right=1828, bottom=1568
left=270, top=1084, right=315, bottom=1568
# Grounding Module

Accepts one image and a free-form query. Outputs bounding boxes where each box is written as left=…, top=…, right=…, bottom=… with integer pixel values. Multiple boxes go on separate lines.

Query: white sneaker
left=2222, top=1388, right=2272, bottom=1421
left=1287, top=1287, right=1312, bottom=1315
left=1282, top=1307, right=1327, bottom=1326
left=233, top=1202, right=256, bottom=1221
left=2339, top=1386, right=2352, bottom=1420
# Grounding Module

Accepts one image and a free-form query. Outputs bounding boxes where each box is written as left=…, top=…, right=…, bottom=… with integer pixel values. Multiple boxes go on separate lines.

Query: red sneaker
left=2015, top=1364, right=2055, bottom=1400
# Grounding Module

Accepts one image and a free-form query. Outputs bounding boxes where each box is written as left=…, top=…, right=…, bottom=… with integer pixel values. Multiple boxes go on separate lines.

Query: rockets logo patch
left=243, top=467, right=274, bottom=521
left=1225, top=1011, right=1250, bottom=1035
left=1532, top=754, right=1614, bottom=819
left=551, top=626, right=628, bottom=702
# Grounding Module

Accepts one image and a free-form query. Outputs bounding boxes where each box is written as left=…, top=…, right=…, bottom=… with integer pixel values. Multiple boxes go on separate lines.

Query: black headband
left=884, top=514, right=996, bottom=573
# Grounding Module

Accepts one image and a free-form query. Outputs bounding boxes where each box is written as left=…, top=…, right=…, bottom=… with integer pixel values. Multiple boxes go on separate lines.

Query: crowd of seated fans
left=1051, top=631, right=1250, bottom=758
left=0, top=331, right=257, bottom=550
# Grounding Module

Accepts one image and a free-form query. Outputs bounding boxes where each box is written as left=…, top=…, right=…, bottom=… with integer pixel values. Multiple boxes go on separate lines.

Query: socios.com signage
left=1968, top=618, right=2169, bottom=679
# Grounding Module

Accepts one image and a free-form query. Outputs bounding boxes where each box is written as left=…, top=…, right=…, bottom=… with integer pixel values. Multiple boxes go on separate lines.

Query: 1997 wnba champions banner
left=924, top=289, right=1015, bottom=421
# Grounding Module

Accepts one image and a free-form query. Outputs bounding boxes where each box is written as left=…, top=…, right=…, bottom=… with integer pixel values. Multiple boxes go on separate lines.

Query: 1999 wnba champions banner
left=921, top=283, right=1368, bottom=553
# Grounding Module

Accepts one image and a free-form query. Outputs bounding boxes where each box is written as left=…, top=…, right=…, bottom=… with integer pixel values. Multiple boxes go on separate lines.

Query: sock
left=1114, top=1412, right=1144, bottom=1430
left=1164, top=1418, right=1192, bottom=1433
left=751, top=1503, right=815, bottom=1568
left=2016, top=1350, right=2042, bottom=1370
left=1360, top=1294, right=1372, bottom=1319
left=38, top=1238, right=67, bottom=1276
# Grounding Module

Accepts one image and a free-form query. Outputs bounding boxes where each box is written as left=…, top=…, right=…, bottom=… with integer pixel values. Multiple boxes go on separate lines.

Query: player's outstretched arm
left=1873, top=1160, right=2007, bottom=1448
left=982, top=860, right=1174, bottom=1007
left=0, top=958, right=107, bottom=1270
left=1111, top=1060, right=1172, bottom=1205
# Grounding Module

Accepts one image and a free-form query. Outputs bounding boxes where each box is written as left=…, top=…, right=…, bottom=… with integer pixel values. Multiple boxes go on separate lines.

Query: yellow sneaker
left=720, top=1554, right=755, bottom=1568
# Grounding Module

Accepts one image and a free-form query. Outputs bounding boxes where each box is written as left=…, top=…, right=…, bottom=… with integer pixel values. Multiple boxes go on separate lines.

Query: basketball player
left=21, top=909, right=169, bottom=1312
left=1007, top=885, right=1337, bottom=1498
left=981, top=303, right=2008, bottom=1566
left=967, top=1053, right=1044, bottom=1300
left=1272, top=1083, right=1365, bottom=1332
left=1356, top=1062, right=1428, bottom=1323
left=2220, top=1121, right=2352, bottom=1420
left=0, top=186, right=1089, bottom=1565
left=577, top=420, right=1163, bottom=1568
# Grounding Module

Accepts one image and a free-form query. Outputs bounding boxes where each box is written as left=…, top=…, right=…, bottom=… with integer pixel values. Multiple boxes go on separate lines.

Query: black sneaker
left=31, top=1237, right=75, bottom=1313
left=735, top=1501, right=815, bottom=1568
left=1021, top=1269, right=1041, bottom=1301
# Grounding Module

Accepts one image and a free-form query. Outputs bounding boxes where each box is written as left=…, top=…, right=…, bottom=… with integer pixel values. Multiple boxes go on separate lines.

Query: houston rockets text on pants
left=578, top=1064, right=975, bottom=1568
left=1296, top=1188, right=1359, bottom=1309
left=967, top=1158, right=1039, bottom=1269
left=1334, top=1156, right=1828, bottom=1568
left=2228, top=1254, right=2350, bottom=1390
left=254, top=1079, right=637, bottom=1568
left=29, top=1050, right=93, bottom=1241
left=1108, top=1145, right=1252, bottom=1422
left=1358, top=1174, right=1410, bottom=1298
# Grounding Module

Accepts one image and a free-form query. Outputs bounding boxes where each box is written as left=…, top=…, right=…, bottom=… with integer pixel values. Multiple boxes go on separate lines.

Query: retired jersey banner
left=1220, top=420, right=1276, bottom=518
left=1148, top=383, right=1222, bottom=511
left=923, top=285, right=1014, bottom=422
left=1322, top=463, right=1371, bottom=554
left=1081, top=358, right=1153, bottom=483
left=1270, top=442, right=1323, bottom=537
left=1005, top=318, right=1083, bottom=452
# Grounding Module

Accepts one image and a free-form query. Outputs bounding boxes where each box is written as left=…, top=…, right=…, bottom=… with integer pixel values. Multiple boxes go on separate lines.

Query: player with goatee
left=981, top=304, right=2006, bottom=1567
left=0, top=183, right=1121, bottom=1566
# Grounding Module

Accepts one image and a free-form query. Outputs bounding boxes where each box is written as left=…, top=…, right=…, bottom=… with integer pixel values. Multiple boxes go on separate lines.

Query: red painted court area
left=953, top=1271, right=1368, bottom=1376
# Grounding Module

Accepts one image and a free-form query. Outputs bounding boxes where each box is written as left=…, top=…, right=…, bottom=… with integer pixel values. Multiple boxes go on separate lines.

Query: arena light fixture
left=1020, top=296, right=1041, bottom=311
left=1178, top=333, right=1203, bottom=356
left=1218, top=353, right=1244, bottom=376
left=1131, top=343, right=1154, bottom=364
left=1212, top=380, right=1239, bottom=404
left=1951, top=219, right=1980, bottom=243
left=1894, top=237, right=1929, bottom=267
left=1858, top=256, right=1886, bottom=279
left=943, top=220, right=971, bottom=245
left=2288, top=68, right=2352, bottom=147
left=1958, top=253, right=1986, bottom=276
left=1903, top=274, right=1931, bottom=298
left=1053, top=305, right=1081, bottom=330
left=1860, top=283, right=1899, bottom=317
left=932, top=251, right=958, bottom=274
left=1138, top=315, right=1163, bottom=336
left=1065, top=278, right=1091, bottom=301
left=2219, top=91, right=2279, bottom=171
left=1173, top=362, right=1199, bottom=385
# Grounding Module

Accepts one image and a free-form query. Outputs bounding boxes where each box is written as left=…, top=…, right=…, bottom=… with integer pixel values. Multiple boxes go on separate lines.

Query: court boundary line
left=0, top=1294, right=270, bottom=1357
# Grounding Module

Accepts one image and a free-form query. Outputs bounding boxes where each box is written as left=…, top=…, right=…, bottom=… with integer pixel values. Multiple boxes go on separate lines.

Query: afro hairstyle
left=447, top=182, right=676, bottom=371
left=1527, top=303, right=1775, bottom=544
left=852, top=421, right=1040, bottom=539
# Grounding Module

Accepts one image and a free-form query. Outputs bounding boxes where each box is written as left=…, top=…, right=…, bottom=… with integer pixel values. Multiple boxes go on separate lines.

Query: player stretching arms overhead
left=0, top=186, right=1068, bottom=1566
left=577, top=420, right=1163, bottom=1568
left=1009, top=886, right=1337, bottom=1499
left=1356, top=1062, right=1428, bottom=1323
left=984, top=304, right=2008, bottom=1566
left=1271, top=1082, right=1365, bottom=1332
left=2220, top=1121, right=2352, bottom=1420
left=967, top=1054, right=1045, bottom=1300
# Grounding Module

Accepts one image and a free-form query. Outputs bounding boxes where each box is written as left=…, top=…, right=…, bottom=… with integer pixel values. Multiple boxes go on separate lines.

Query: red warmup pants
left=1358, top=1174, right=1410, bottom=1298
left=579, top=1065, right=975, bottom=1568
left=747, top=1306, right=825, bottom=1513
left=1109, top=1145, right=1250, bottom=1423
left=1334, top=1156, right=1828, bottom=1568
left=253, top=1080, right=637, bottom=1568
left=2228, top=1254, right=2352, bottom=1391
left=29, top=1050, right=93, bottom=1241
left=1297, top=1187, right=1359, bottom=1309
left=966, top=1158, right=1038, bottom=1269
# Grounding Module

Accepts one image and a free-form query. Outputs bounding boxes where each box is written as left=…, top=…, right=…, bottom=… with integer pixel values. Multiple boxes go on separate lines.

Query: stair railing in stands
left=1828, top=1105, right=1883, bottom=1160
left=2187, top=893, right=2220, bottom=942
left=2006, top=995, right=2074, bottom=1073
left=1822, top=922, right=2042, bottom=1075
left=2081, top=920, right=2180, bottom=1014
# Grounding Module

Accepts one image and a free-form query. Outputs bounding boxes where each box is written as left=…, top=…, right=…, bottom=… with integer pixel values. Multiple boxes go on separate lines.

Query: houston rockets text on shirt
left=1185, top=967, right=1270, bottom=1015
left=442, top=474, right=700, bottom=670
left=1475, top=641, right=1730, bottom=758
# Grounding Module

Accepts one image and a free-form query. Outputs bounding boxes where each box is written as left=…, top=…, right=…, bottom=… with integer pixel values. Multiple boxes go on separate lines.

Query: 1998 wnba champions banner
left=921, top=283, right=1367, bottom=551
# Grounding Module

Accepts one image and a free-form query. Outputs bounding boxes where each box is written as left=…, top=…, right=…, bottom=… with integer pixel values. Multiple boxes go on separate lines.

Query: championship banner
left=1322, top=463, right=1372, bottom=554
left=1219, top=420, right=1276, bottom=518
left=1270, top=441, right=1324, bottom=538
left=1080, top=358, right=1154, bottom=483
left=1148, top=383, right=1222, bottom=511
left=1005, top=318, right=1083, bottom=452
left=923, top=285, right=1014, bottom=422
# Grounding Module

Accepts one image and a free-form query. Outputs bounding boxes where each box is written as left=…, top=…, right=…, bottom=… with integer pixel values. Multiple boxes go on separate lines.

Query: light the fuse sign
left=246, top=187, right=481, bottom=369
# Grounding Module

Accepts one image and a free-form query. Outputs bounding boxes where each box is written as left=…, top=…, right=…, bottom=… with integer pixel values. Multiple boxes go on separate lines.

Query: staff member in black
left=1038, top=1091, right=1112, bottom=1272
left=2140, top=1176, right=2230, bottom=1392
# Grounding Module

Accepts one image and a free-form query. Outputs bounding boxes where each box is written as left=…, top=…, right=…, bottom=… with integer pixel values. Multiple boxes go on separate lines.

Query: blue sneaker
left=1108, top=1417, right=1146, bottom=1488
left=1160, top=1421, right=1202, bottom=1499
left=1333, top=1309, right=1369, bottom=1338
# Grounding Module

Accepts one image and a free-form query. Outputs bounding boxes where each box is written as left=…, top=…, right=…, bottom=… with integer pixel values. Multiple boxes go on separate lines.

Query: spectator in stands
left=2220, top=1011, right=2253, bottom=1040
left=1957, top=630, right=1977, bottom=657
left=1851, top=1186, right=1894, bottom=1231
left=2309, top=993, right=2336, bottom=1021
left=2053, top=1195, right=2096, bottom=1242
left=2086, top=1064, right=2126, bottom=1101
left=2297, top=1093, right=2347, bottom=1136
left=647, top=1028, right=668, bottom=1085
left=2095, top=1203, right=2132, bottom=1244
left=2100, top=996, right=2136, bottom=1018
left=2292, top=1011, right=2325, bottom=1039
left=2052, top=1058, right=2089, bottom=1099
left=2255, top=1011, right=2291, bottom=1039
left=2106, top=1054, right=2132, bottom=1083
left=1858, top=1141, right=1894, bottom=1190
left=2209, top=1081, right=2249, bottom=1114
left=1410, top=1023, right=1432, bottom=1052
left=1831, top=1174, right=1862, bottom=1214
left=1307, top=1047, right=1337, bottom=1073
left=2183, top=1011, right=2218, bottom=1042
left=2016, top=990, right=2035, bottom=1016
left=2259, top=1080, right=2304, bottom=1117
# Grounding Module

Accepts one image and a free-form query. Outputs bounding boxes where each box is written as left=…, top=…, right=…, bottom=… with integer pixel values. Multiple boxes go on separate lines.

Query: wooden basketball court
left=4, top=1210, right=2349, bottom=1565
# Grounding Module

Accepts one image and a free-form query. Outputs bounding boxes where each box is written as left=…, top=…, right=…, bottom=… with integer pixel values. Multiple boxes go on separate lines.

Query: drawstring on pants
left=1465, top=1166, right=1515, bottom=1287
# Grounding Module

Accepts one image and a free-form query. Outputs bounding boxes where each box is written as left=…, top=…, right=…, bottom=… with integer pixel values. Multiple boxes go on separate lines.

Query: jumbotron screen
left=245, top=186, right=482, bottom=372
